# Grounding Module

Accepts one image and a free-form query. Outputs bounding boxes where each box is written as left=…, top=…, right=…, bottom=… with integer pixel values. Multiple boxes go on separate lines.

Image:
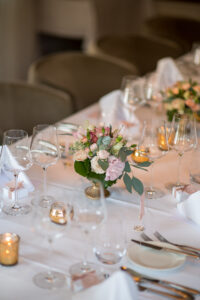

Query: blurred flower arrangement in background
left=163, top=80, right=200, bottom=121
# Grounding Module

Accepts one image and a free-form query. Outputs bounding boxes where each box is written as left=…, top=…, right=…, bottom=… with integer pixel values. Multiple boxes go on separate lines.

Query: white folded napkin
left=72, top=271, right=138, bottom=300
left=99, top=90, right=140, bottom=139
left=177, top=190, right=200, bottom=225
left=154, top=57, right=184, bottom=91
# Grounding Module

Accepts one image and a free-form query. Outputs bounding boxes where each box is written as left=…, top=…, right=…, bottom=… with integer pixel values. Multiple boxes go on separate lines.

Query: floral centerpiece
left=69, top=122, right=150, bottom=198
left=163, top=80, right=200, bottom=121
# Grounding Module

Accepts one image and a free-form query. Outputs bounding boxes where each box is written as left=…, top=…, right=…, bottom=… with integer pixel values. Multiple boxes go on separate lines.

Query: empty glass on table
left=1, top=129, right=32, bottom=216
left=32, top=200, right=73, bottom=289
left=69, top=179, right=106, bottom=278
left=30, top=124, right=59, bottom=207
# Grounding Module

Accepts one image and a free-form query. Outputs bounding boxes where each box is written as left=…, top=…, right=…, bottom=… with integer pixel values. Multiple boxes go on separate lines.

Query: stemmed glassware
left=168, top=114, right=197, bottom=188
left=137, top=121, right=169, bottom=199
left=1, top=129, right=32, bottom=216
left=69, top=179, right=106, bottom=278
left=33, top=200, right=72, bottom=289
left=30, top=125, right=59, bottom=207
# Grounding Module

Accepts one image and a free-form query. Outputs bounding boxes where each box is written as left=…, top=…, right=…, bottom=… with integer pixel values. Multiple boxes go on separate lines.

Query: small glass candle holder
left=157, top=126, right=174, bottom=151
left=0, top=233, right=20, bottom=266
left=49, top=201, right=74, bottom=225
left=131, top=147, right=149, bottom=163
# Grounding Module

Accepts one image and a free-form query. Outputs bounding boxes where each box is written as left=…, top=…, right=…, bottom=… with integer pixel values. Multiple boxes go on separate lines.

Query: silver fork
left=154, top=231, right=200, bottom=253
left=140, top=232, right=153, bottom=242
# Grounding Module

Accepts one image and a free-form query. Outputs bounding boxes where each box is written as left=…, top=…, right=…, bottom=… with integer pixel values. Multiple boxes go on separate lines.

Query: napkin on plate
left=99, top=90, right=140, bottom=139
left=72, top=271, right=138, bottom=300
left=153, top=57, right=184, bottom=91
left=177, top=190, right=200, bottom=225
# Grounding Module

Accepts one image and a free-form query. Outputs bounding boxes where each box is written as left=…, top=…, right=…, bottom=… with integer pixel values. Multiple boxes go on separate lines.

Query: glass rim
left=3, top=129, right=28, bottom=139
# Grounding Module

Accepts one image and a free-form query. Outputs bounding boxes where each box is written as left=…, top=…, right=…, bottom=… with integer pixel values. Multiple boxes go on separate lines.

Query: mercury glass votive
left=131, top=147, right=149, bottom=163
left=49, top=201, right=74, bottom=225
left=0, top=233, right=20, bottom=266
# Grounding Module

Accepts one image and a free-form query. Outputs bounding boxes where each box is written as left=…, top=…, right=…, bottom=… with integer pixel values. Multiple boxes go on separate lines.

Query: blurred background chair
left=88, top=34, right=183, bottom=76
left=28, top=52, right=138, bottom=111
left=142, top=16, right=200, bottom=53
left=0, top=81, right=73, bottom=141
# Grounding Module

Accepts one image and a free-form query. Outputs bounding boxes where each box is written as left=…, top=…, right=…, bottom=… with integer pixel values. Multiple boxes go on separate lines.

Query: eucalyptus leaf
left=98, top=159, right=109, bottom=171
left=132, top=176, right=144, bottom=195
left=102, top=136, right=111, bottom=145
left=124, top=161, right=131, bottom=173
left=137, top=161, right=152, bottom=167
left=123, top=173, right=132, bottom=193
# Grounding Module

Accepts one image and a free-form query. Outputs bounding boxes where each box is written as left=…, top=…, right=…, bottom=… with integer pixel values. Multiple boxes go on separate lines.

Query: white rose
left=171, top=99, right=185, bottom=110
left=91, top=156, right=105, bottom=174
left=73, top=150, right=88, bottom=161
left=97, top=150, right=110, bottom=160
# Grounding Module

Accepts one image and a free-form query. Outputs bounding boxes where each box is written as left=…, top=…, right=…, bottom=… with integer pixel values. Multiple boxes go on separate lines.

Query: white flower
left=91, top=156, right=105, bottom=174
left=90, top=143, right=97, bottom=152
left=73, top=150, right=88, bottom=161
left=97, top=150, right=110, bottom=160
left=171, top=99, right=185, bottom=111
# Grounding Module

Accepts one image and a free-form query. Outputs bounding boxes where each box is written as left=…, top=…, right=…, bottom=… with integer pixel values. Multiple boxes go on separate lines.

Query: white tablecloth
left=1, top=55, right=200, bottom=299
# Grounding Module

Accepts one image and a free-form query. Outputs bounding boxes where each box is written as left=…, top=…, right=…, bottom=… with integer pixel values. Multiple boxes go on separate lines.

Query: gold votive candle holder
left=0, top=233, right=20, bottom=266
left=131, top=147, right=149, bottom=163
left=49, top=201, right=74, bottom=225
left=157, top=126, right=174, bottom=151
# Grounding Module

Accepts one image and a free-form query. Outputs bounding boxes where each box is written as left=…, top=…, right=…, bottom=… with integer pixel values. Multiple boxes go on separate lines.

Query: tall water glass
left=1, top=129, right=32, bottom=216
left=30, top=125, right=59, bottom=207
left=168, top=114, right=197, bottom=187
left=69, top=180, right=106, bottom=278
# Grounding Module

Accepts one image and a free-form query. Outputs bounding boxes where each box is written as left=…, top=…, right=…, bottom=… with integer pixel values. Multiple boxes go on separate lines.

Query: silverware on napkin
left=138, top=285, right=191, bottom=299
left=131, top=239, right=200, bottom=259
left=154, top=231, right=200, bottom=254
left=121, top=266, right=199, bottom=297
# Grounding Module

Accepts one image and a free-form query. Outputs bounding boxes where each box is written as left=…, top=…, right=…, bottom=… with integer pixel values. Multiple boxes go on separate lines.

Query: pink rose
left=90, top=143, right=97, bottom=151
left=185, top=99, right=200, bottom=112
left=73, top=150, right=88, bottom=161
left=182, top=83, right=190, bottom=90
left=105, top=156, right=125, bottom=181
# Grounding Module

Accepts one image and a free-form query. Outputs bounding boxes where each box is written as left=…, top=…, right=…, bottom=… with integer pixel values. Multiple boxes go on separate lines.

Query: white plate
left=127, top=241, right=186, bottom=271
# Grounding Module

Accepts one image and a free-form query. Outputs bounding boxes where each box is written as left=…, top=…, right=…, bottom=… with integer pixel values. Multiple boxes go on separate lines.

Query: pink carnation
left=105, top=156, right=125, bottom=181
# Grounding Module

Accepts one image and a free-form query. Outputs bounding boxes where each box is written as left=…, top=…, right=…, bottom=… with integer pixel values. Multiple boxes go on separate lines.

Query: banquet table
left=1, top=56, right=200, bottom=300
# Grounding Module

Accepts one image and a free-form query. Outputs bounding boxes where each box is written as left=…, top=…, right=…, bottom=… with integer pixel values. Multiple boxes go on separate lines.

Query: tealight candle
left=0, top=233, right=20, bottom=266
left=157, top=126, right=174, bottom=151
left=131, top=147, right=149, bottom=163
left=49, top=202, right=74, bottom=225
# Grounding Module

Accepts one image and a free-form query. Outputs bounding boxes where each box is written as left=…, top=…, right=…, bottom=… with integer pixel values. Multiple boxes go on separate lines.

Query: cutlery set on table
left=122, top=232, right=200, bottom=299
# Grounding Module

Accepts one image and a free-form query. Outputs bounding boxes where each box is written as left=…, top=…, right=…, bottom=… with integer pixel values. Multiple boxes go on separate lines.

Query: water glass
left=93, top=220, right=126, bottom=267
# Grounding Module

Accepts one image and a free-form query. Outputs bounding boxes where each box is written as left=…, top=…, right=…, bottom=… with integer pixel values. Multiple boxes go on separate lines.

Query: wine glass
left=30, top=125, right=59, bottom=208
left=121, top=75, right=142, bottom=108
left=1, top=129, right=32, bottom=216
left=168, top=114, right=197, bottom=188
left=32, top=200, right=73, bottom=289
left=93, top=219, right=126, bottom=274
left=69, top=179, right=106, bottom=278
left=136, top=121, right=169, bottom=199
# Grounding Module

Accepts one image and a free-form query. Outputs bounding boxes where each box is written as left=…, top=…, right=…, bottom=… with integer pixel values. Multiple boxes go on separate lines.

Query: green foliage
left=132, top=177, right=144, bottom=195
left=123, top=173, right=132, bottom=193
left=98, top=159, right=109, bottom=171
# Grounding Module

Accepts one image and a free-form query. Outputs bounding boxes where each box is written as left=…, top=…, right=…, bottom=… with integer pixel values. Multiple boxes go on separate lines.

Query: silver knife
left=131, top=239, right=200, bottom=259
left=121, top=266, right=200, bottom=296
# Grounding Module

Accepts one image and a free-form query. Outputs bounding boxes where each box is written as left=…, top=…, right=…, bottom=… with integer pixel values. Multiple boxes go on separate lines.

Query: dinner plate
left=127, top=241, right=186, bottom=272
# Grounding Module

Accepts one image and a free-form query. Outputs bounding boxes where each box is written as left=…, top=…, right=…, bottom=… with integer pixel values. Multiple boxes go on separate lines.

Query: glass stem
left=13, top=173, right=19, bottom=209
left=83, top=230, right=90, bottom=265
left=177, top=153, right=183, bottom=186
left=46, top=237, right=54, bottom=279
left=149, top=162, right=154, bottom=191
left=43, top=167, right=47, bottom=197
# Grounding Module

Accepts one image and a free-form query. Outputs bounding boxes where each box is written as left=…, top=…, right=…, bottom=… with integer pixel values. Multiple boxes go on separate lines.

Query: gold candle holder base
left=85, top=182, right=110, bottom=200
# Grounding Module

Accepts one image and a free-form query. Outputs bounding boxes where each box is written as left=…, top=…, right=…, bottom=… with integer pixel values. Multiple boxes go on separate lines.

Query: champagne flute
left=168, top=114, right=197, bottom=188
left=33, top=200, right=72, bottom=289
left=30, top=125, right=59, bottom=208
left=69, top=179, right=106, bottom=278
left=1, top=129, right=32, bottom=216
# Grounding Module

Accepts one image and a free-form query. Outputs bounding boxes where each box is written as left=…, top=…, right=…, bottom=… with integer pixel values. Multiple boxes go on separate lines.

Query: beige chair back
left=0, top=81, right=73, bottom=140
left=90, top=35, right=183, bottom=75
left=28, top=52, right=138, bottom=111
